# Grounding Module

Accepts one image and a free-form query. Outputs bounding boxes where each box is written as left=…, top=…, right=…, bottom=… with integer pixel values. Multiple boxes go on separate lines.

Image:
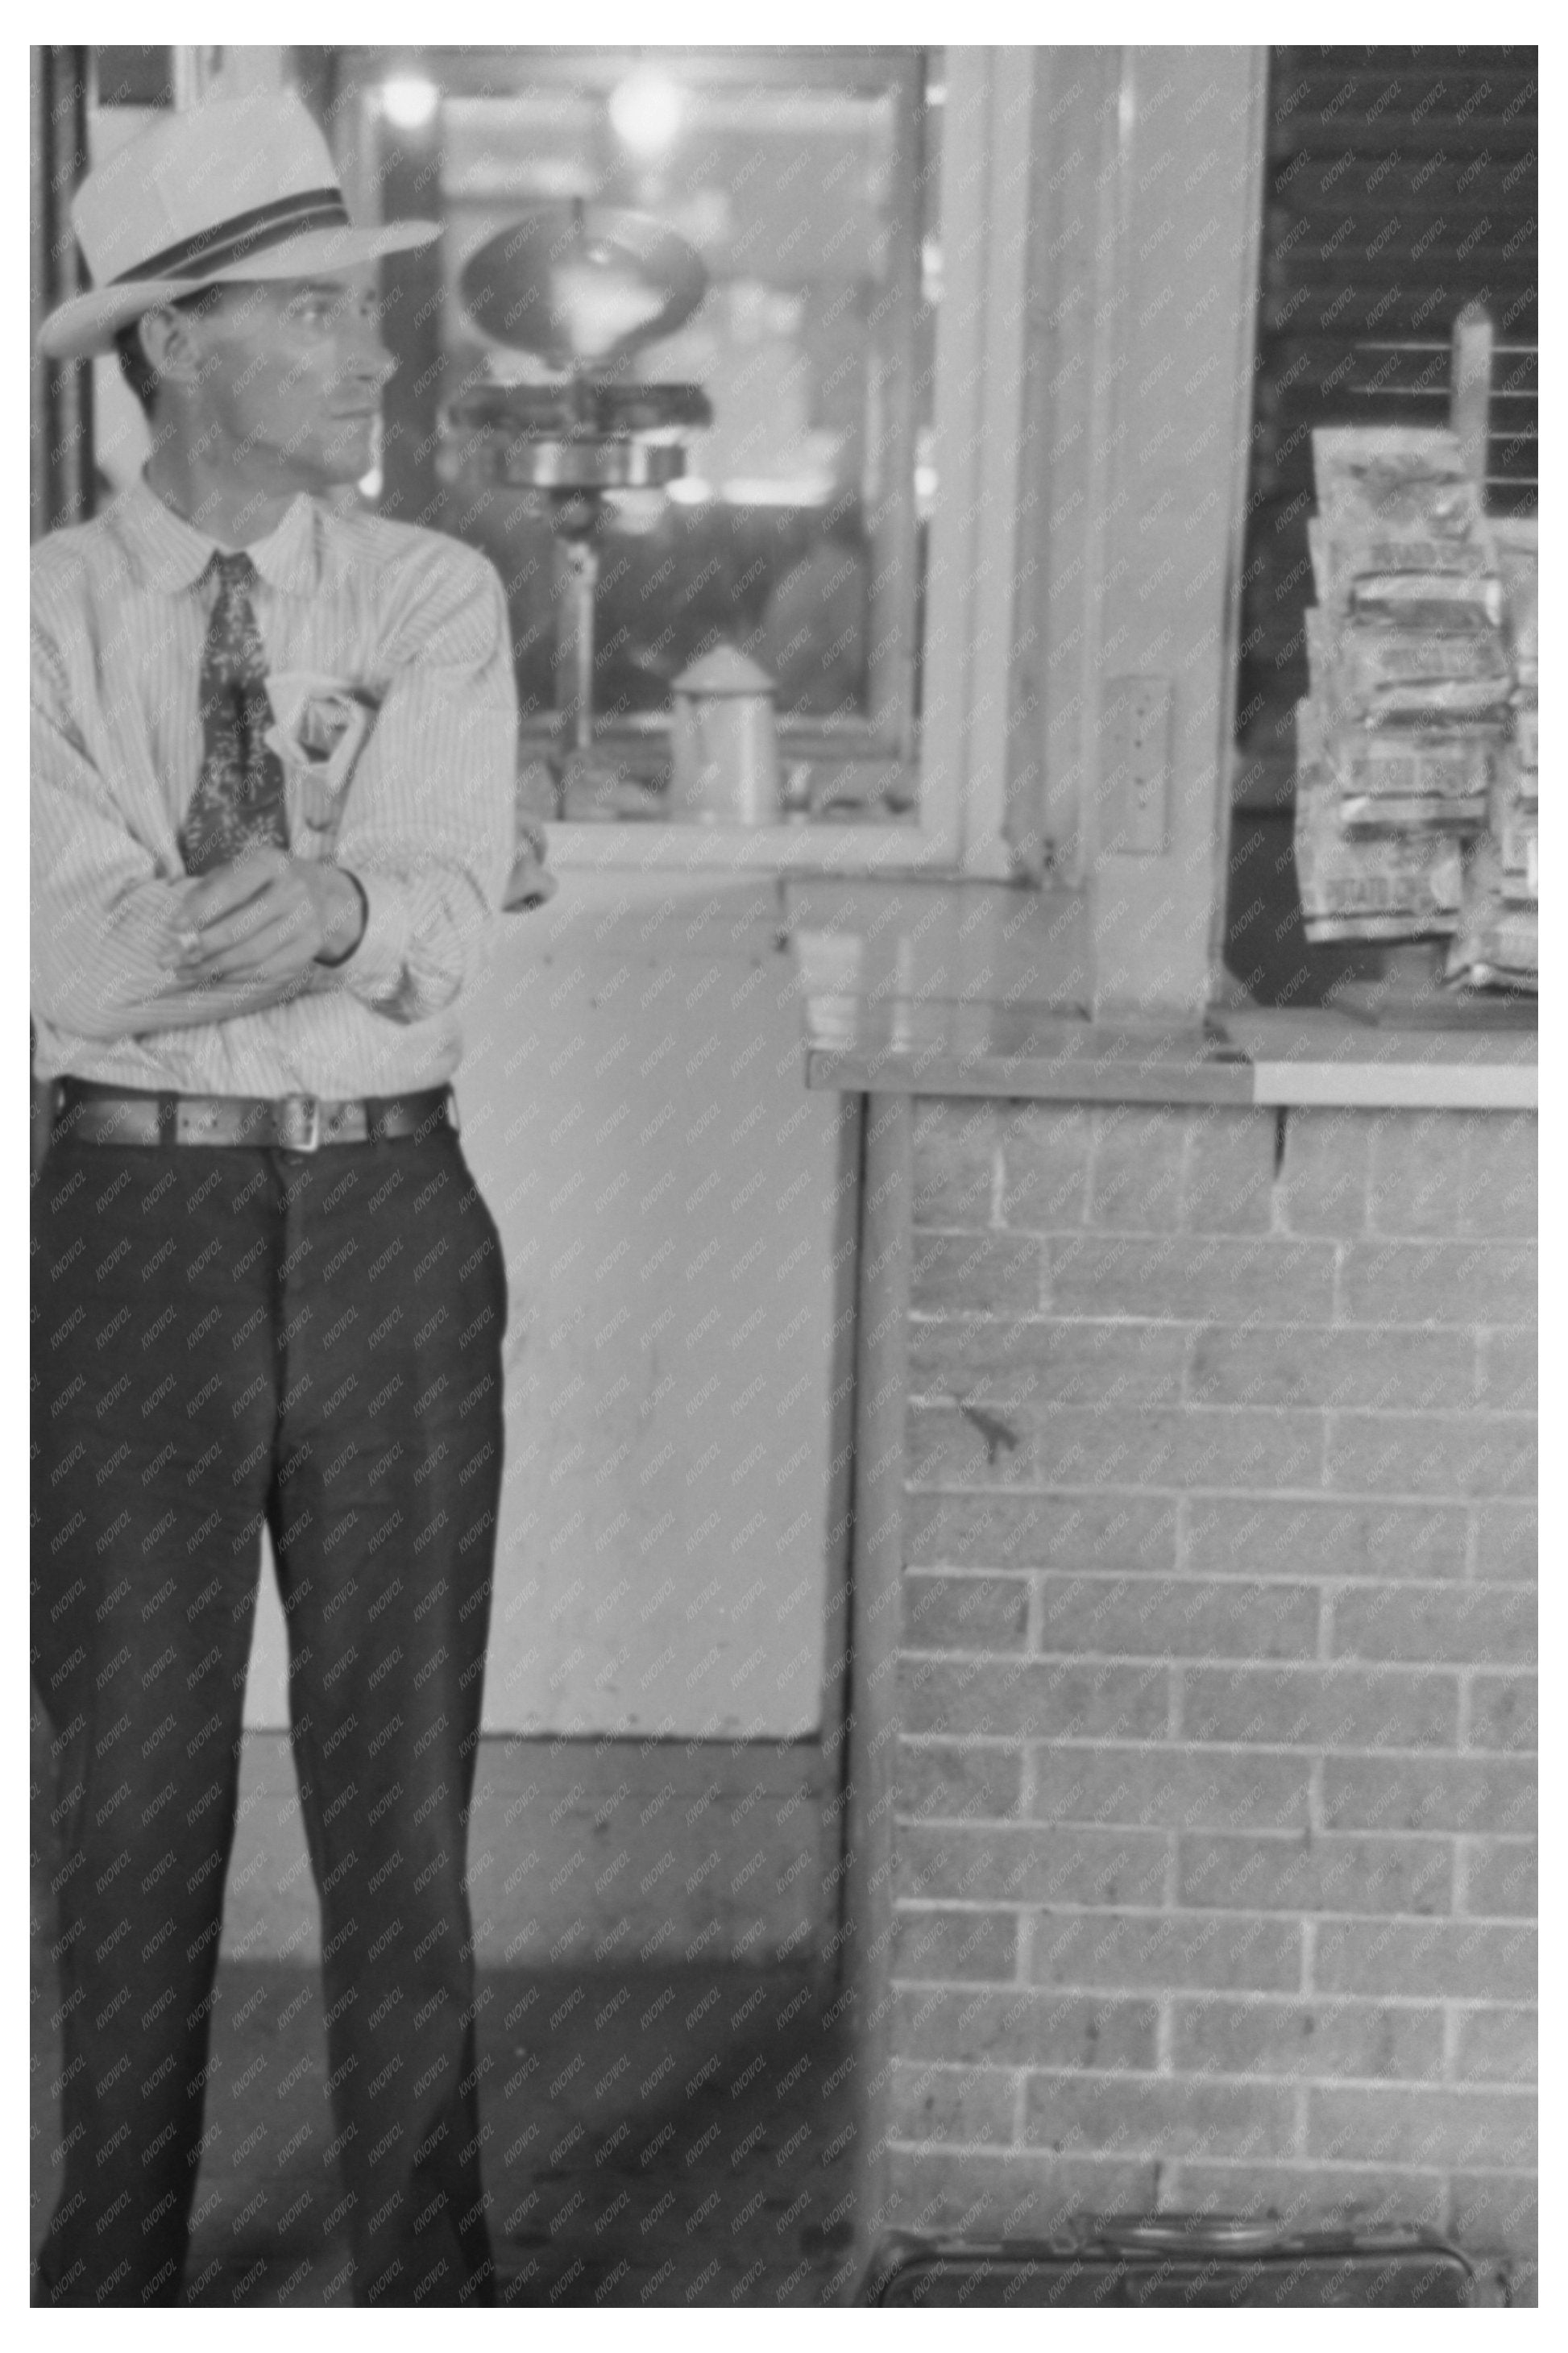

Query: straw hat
left=37, top=88, right=438, bottom=362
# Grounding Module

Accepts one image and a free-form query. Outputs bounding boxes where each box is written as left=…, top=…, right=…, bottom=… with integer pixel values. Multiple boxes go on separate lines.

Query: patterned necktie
left=179, top=550, right=290, bottom=874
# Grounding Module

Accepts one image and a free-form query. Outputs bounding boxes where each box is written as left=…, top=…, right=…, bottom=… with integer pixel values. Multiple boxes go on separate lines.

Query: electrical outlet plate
left=1101, top=674, right=1173, bottom=855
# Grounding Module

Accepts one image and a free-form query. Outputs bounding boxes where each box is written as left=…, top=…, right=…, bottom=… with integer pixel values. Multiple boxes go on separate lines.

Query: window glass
left=343, top=47, right=940, bottom=819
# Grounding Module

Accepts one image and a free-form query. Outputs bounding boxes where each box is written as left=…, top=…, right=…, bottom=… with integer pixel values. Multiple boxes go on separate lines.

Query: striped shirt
left=31, top=471, right=517, bottom=1098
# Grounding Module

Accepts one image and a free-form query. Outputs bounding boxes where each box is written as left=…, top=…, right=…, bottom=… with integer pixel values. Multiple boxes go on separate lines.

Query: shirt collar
left=114, top=470, right=321, bottom=598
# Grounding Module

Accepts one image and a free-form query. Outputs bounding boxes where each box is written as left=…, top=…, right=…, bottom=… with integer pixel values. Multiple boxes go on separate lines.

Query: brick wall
left=885, top=1099, right=1536, bottom=2293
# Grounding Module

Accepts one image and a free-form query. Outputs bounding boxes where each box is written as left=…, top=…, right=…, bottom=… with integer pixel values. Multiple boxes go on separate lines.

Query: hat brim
left=36, top=218, right=441, bottom=362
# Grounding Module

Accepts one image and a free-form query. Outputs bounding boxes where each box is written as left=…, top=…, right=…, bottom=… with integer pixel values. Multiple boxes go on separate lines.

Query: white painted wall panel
left=245, top=874, right=849, bottom=1739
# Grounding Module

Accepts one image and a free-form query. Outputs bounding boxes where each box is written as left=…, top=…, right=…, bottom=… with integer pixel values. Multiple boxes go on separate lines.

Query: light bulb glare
left=382, top=75, right=439, bottom=132
left=608, top=70, right=685, bottom=157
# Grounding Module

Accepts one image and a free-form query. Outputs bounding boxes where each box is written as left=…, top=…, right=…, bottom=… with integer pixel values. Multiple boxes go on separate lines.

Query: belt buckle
left=278, top=1094, right=321, bottom=1154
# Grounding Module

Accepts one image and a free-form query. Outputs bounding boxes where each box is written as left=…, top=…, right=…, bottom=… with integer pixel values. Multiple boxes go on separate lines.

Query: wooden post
left=838, top=1090, right=911, bottom=2294
left=31, top=45, right=94, bottom=1175
left=31, top=47, right=94, bottom=539
left=1080, top=46, right=1270, bottom=1019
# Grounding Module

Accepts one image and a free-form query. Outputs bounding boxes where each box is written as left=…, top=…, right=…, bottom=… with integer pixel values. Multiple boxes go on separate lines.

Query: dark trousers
left=31, top=1118, right=508, bottom=2307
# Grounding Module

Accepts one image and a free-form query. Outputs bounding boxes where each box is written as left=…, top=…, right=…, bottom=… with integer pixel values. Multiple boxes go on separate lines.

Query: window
left=330, top=48, right=944, bottom=835
left=1223, top=45, right=1537, bottom=1007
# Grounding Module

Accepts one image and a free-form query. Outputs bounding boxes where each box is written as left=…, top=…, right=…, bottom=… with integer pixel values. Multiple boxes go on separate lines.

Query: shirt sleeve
left=30, top=616, right=309, bottom=1040
left=321, top=546, right=518, bottom=1024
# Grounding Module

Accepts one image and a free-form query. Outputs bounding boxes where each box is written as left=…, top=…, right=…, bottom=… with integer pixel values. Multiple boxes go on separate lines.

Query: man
left=31, top=88, right=518, bottom=2307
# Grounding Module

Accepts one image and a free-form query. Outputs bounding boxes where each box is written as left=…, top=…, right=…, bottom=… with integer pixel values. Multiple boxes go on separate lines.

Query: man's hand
left=164, top=849, right=366, bottom=989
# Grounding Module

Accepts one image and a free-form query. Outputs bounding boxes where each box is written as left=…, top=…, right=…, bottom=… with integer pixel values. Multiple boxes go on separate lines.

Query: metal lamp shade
left=458, top=205, right=708, bottom=371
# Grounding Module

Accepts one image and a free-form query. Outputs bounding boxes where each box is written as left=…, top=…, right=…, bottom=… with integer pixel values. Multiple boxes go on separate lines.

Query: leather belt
left=52, top=1079, right=455, bottom=1155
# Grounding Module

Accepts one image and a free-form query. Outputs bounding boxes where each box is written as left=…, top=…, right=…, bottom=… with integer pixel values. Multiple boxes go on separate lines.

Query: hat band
left=111, top=188, right=351, bottom=285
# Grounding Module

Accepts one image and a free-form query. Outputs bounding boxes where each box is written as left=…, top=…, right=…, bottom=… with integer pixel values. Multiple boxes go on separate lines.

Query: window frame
left=330, top=44, right=1033, bottom=877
